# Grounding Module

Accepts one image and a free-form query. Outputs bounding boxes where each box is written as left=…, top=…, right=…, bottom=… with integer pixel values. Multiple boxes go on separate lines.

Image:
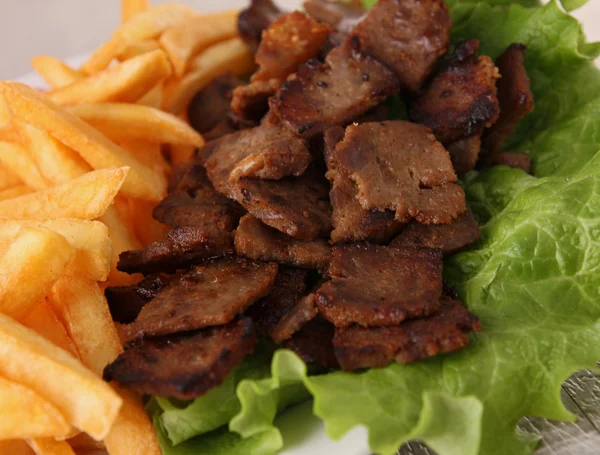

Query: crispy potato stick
left=27, top=439, right=76, bottom=455
left=0, top=440, right=35, bottom=455
left=16, top=122, right=91, bottom=186
left=169, top=143, right=196, bottom=166
left=0, top=312, right=122, bottom=440
left=116, top=39, right=160, bottom=61
left=68, top=103, right=205, bottom=146
left=0, top=95, right=12, bottom=128
left=81, top=39, right=122, bottom=75
left=160, top=10, right=238, bottom=77
left=31, top=56, right=83, bottom=89
left=49, top=50, right=172, bottom=106
left=136, top=82, right=163, bottom=108
left=122, top=0, right=150, bottom=23
left=0, top=219, right=111, bottom=281
left=22, top=300, right=80, bottom=359
left=0, top=168, right=128, bottom=220
left=0, top=227, right=75, bottom=319
left=0, top=164, right=22, bottom=190
left=0, top=184, right=32, bottom=201
left=1, top=82, right=166, bottom=200
left=119, top=140, right=169, bottom=175
left=0, top=377, right=72, bottom=440
left=0, top=141, right=46, bottom=190
left=164, top=38, right=255, bottom=114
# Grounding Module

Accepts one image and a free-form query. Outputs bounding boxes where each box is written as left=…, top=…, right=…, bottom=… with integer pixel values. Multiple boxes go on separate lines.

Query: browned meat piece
left=333, top=121, right=466, bottom=224
left=204, top=123, right=312, bottom=199
left=391, top=208, right=480, bottom=255
left=245, top=267, right=310, bottom=339
left=169, top=161, right=205, bottom=193
left=489, top=152, right=531, bottom=172
left=187, top=75, right=243, bottom=134
left=203, top=119, right=238, bottom=142
left=303, top=0, right=366, bottom=46
left=234, top=214, right=331, bottom=271
left=333, top=297, right=481, bottom=371
left=104, top=318, right=257, bottom=399
left=123, top=256, right=278, bottom=341
left=238, top=0, right=282, bottom=47
left=283, top=317, right=339, bottom=369
left=235, top=168, right=332, bottom=240
left=231, top=79, right=281, bottom=122
left=269, top=39, right=400, bottom=138
left=316, top=244, right=443, bottom=327
left=105, top=275, right=171, bottom=324
left=410, top=39, right=500, bottom=173
left=271, top=293, right=318, bottom=343
left=117, top=226, right=233, bottom=275
left=483, top=44, right=534, bottom=154
left=349, top=0, right=451, bottom=92
left=324, top=126, right=402, bottom=244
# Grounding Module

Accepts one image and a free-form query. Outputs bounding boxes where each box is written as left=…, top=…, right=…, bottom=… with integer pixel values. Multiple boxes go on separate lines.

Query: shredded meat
left=105, top=275, right=171, bottom=324
left=489, top=152, right=531, bottom=172
left=333, top=297, right=481, bottom=371
left=316, top=244, right=443, bottom=327
left=271, top=293, right=318, bottom=343
left=234, top=214, right=331, bottom=271
left=123, top=257, right=278, bottom=340
left=332, top=121, right=466, bottom=224
left=303, top=0, right=366, bottom=46
left=231, top=79, right=281, bottom=122
left=349, top=0, right=451, bottom=92
left=446, top=135, right=482, bottom=175
left=187, top=75, right=243, bottom=134
left=104, top=318, right=257, bottom=399
left=284, top=317, right=339, bottom=369
left=238, top=0, right=283, bottom=47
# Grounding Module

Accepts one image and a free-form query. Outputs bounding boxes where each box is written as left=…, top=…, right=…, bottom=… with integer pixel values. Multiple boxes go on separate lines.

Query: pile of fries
left=0, top=1, right=255, bottom=453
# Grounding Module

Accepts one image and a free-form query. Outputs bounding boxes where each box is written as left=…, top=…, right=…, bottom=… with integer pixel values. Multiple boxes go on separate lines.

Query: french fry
left=0, top=168, right=128, bottom=221
left=119, top=140, right=170, bottom=175
left=1, top=82, right=167, bottom=200
left=160, top=10, right=239, bottom=77
left=129, top=197, right=170, bottom=246
left=0, top=377, right=72, bottom=440
left=0, top=164, right=22, bottom=190
left=15, top=122, right=91, bottom=186
left=0, top=219, right=111, bottom=282
left=68, top=103, right=205, bottom=147
left=49, top=50, right=172, bottom=106
left=0, top=141, right=47, bottom=190
left=116, top=39, right=160, bottom=61
left=81, top=39, right=122, bottom=75
left=164, top=37, right=255, bottom=114
left=0, top=312, right=122, bottom=440
left=122, top=0, right=150, bottom=23
left=26, top=439, right=76, bottom=455
left=0, top=227, right=75, bottom=319
left=0, top=184, right=32, bottom=201
left=31, top=56, right=83, bottom=89
left=135, top=82, right=163, bottom=108
left=0, top=440, right=35, bottom=455
left=22, top=300, right=80, bottom=360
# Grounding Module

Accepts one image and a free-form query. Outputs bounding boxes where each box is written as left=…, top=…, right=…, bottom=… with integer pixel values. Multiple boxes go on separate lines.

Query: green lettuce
left=152, top=1, right=600, bottom=454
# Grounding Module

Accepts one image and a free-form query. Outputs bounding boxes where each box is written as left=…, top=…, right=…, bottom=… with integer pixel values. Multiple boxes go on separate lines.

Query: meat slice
left=103, top=318, right=257, bottom=399
left=333, top=298, right=481, bottom=371
left=238, top=0, right=283, bottom=47
left=117, top=226, right=233, bottom=275
left=316, top=244, right=443, bottom=327
left=187, top=75, right=243, bottom=134
left=489, top=152, right=531, bottom=172
left=269, top=39, right=400, bottom=138
left=349, top=0, right=451, bottom=92
left=105, top=274, right=171, bottom=324
left=271, top=293, right=319, bottom=343
left=333, top=121, right=466, bottom=224
left=204, top=123, right=312, bottom=199
left=446, top=136, right=482, bottom=175
left=283, top=317, right=339, bottom=369
left=234, top=214, right=331, bottom=271
left=231, top=79, right=281, bottom=122
left=324, top=126, right=402, bottom=244
left=123, top=257, right=277, bottom=340
left=235, top=167, right=333, bottom=240
left=483, top=44, right=534, bottom=155
left=303, top=0, right=366, bottom=46
left=391, top=208, right=481, bottom=255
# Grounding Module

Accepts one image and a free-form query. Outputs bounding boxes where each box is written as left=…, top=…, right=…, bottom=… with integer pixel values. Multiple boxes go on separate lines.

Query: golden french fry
left=81, top=39, right=122, bottom=75
left=116, top=39, right=160, bottom=61
left=129, top=197, right=170, bottom=246
left=27, top=439, right=76, bottom=455
left=0, top=168, right=128, bottom=221
left=0, top=440, right=35, bottom=455
left=135, top=82, right=163, bottom=108
left=68, top=103, right=205, bottom=147
left=0, top=377, right=72, bottom=440
left=0, top=219, right=111, bottom=281
left=31, top=56, right=83, bottom=89
left=0, top=141, right=46, bottom=190
left=1, top=82, right=167, bottom=200
left=0, top=227, right=75, bottom=319
left=0, top=164, right=22, bottom=190
left=0, top=184, right=32, bottom=201
left=119, top=140, right=170, bottom=175
left=15, top=122, right=91, bottom=186
left=122, top=0, right=150, bottom=23
left=49, top=50, right=172, bottom=106
left=0, top=312, right=122, bottom=440
left=22, top=300, right=81, bottom=360
left=169, top=143, right=196, bottom=166
left=164, top=38, right=255, bottom=114
left=160, top=10, right=239, bottom=77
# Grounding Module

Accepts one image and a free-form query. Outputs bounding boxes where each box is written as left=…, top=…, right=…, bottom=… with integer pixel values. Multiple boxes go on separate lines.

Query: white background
left=0, top=0, right=598, bottom=80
